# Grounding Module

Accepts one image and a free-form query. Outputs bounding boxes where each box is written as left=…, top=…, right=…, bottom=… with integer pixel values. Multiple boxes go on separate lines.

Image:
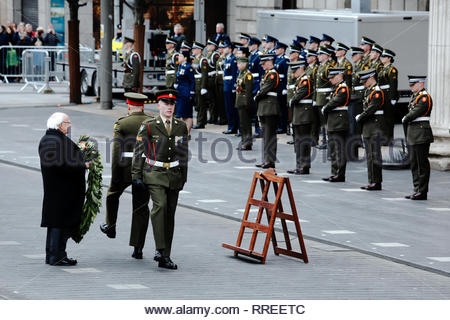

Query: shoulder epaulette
left=374, top=85, right=381, bottom=91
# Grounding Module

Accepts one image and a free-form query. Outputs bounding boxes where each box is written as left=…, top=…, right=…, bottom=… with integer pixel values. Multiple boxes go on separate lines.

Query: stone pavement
left=1, top=162, right=450, bottom=300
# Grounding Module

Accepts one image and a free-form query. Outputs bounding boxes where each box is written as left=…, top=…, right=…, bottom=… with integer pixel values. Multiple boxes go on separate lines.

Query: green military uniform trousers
left=207, top=75, right=217, bottom=121
left=328, top=131, right=347, bottom=179
left=215, top=78, right=227, bottom=124
left=363, top=134, right=383, bottom=184
left=147, top=184, right=180, bottom=257
left=293, top=124, right=313, bottom=170
left=260, top=115, right=279, bottom=164
left=238, top=107, right=253, bottom=148
left=410, top=143, right=431, bottom=194
left=195, top=87, right=209, bottom=127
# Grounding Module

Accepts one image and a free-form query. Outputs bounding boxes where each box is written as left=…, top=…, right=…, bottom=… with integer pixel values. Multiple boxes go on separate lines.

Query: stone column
left=428, top=0, right=450, bottom=170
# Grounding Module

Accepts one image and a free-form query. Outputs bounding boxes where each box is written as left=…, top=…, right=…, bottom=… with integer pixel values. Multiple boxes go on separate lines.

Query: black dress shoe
left=322, top=176, right=333, bottom=181
left=235, top=132, right=241, bottom=137
left=329, top=175, right=345, bottom=182
left=256, top=162, right=275, bottom=169
left=366, top=183, right=382, bottom=191
left=405, top=194, right=414, bottom=199
left=236, top=145, right=252, bottom=151
left=287, top=140, right=294, bottom=145
left=253, top=132, right=262, bottom=138
left=100, top=223, right=116, bottom=238
left=223, top=129, right=237, bottom=134
left=276, top=128, right=286, bottom=134
left=132, top=247, right=143, bottom=259
left=287, top=168, right=309, bottom=175
left=51, top=257, right=77, bottom=266
left=411, top=192, right=427, bottom=200
left=158, top=257, right=178, bottom=270
left=315, top=143, right=327, bottom=150
left=193, top=124, right=205, bottom=129
left=153, top=250, right=163, bottom=262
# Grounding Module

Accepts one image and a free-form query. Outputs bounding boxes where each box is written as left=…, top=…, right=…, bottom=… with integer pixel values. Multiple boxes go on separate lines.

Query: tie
left=165, top=119, right=171, bottom=135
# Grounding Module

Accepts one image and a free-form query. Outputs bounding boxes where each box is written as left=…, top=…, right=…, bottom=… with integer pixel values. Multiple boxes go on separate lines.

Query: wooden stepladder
left=222, top=168, right=308, bottom=264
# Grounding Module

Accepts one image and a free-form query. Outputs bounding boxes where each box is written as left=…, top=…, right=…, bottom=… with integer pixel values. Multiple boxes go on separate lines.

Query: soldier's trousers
left=224, top=90, right=239, bottom=131
left=260, top=115, right=279, bottom=164
left=383, top=101, right=395, bottom=144
left=311, top=106, right=324, bottom=145
left=106, top=181, right=150, bottom=248
left=328, top=131, right=347, bottom=179
left=196, top=91, right=208, bottom=127
left=237, top=106, right=253, bottom=147
left=207, top=76, right=217, bottom=121
left=215, top=81, right=227, bottom=123
left=348, top=99, right=363, bottom=160
left=363, top=136, right=383, bottom=184
left=148, top=185, right=180, bottom=257
left=277, top=93, right=288, bottom=132
left=293, top=124, right=313, bottom=170
left=410, top=143, right=430, bottom=193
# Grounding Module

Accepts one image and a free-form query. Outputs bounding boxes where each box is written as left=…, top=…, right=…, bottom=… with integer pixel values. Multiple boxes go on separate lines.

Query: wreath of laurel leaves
left=72, top=135, right=103, bottom=243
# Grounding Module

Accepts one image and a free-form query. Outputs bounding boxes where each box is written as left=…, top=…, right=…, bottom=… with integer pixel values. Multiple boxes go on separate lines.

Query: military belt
left=287, top=84, right=296, bottom=89
left=194, top=74, right=202, bottom=79
left=379, top=84, right=390, bottom=89
left=252, top=73, right=260, bottom=78
left=353, top=85, right=365, bottom=91
left=332, top=106, right=348, bottom=111
left=208, top=71, right=216, bottom=76
left=412, top=116, right=430, bottom=122
left=267, top=92, right=277, bottom=97
left=147, top=160, right=180, bottom=168
left=299, top=99, right=312, bottom=103
left=374, top=110, right=384, bottom=115
left=223, top=75, right=233, bottom=80
left=166, top=70, right=176, bottom=75
left=316, top=88, right=333, bottom=93
left=279, top=74, right=285, bottom=79
left=122, top=152, right=145, bottom=158
left=217, top=71, right=224, bottom=75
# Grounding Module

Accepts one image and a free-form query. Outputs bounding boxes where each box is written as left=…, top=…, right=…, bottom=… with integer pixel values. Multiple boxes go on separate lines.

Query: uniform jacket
left=377, top=63, right=399, bottom=101
left=132, top=116, right=188, bottom=190
left=368, top=59, right=383, bottom=76
left=274, top=54, right=288, bottom=94
left=123, top=49, right=140, bottom=89
left=192, top=55, right=208, bottom=92
left=351, top=59, right=369, bottom=100
left=249, top=49, right=263, bottom=94
left=314, top=59, right=335, bottom=106
left=165, top=49, right=179, bottom=88
left=112, top=112, right=151, bottom=184
left=290, top=75, right=314, bottom=125
left=39, top=129, right=86, bottom=228
left=287, top=66, right=297, bottom=102
left=403, top=89, right=434, bottom=145
left=216, top=54, right=226, bottom=86
left=336, top=57, right=353, bottom=91
left=322, top=81, right=350, bottom=132
left=176, top=62, right=195, bottom=97
left=223, top=53, right=237, bottom=92
left=255, top=68, right=280, bottom=116
left=359, top=83, right=385, bottom=138
left=235, top=68, right=253, bottom=109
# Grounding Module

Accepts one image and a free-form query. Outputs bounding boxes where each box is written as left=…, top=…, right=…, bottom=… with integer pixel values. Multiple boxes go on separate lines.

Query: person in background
left=172, top=24, right=186, bottom=51
left=175, top=46, right=195, bottom=135
left=39, top=112, right=89, bottom=266
left=213, top=23, right=230, bottom=44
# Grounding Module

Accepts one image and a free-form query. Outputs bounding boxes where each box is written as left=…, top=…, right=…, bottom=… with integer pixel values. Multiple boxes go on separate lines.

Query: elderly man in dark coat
left=39, top=112, right=87, bottom=266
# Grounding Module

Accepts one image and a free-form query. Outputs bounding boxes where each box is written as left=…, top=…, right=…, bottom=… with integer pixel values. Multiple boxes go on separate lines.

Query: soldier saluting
left=131, top=89, right=188, bottom=270
left=402, top=76, right=433, bottom=200
left=122, top=37, right=141, bottom=92
left=101, top=93, right=151, bottom=260
left=235, top=56, right=253, bottom=150
left=165, top=37, right=179, bottom=89
left=356, top=68, right=385, bottom=191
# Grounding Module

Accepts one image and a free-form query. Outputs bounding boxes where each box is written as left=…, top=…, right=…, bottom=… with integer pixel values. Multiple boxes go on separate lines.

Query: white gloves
left=288, top=99, right=292, bottom=107
left=232, top=90, right=236, bottom=93
left=173, top=84, right=179, bottom=89
left=401, top=116, right=407, bottom=123
left=282, top=89, right=288, bottom=95
left=391, top=100, right=397, bottom=105
left=312, top=101, right=317, bottom=106
left=355, top=114, right=361, bottom=122
left=200, top=88, right=208, bottom=95
left=321, top=106, right=326, bottom=115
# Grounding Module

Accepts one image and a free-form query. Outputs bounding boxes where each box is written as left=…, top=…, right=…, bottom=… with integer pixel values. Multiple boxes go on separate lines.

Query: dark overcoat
left=39, top=129, right=86, bottom=228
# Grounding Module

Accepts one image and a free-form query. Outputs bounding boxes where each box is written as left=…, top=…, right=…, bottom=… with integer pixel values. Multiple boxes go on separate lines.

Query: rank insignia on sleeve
left=341, top=88, right=346, bottom=92
left=137, top=136, right=142, bottom=141
left=270, top=75, right=274, bottom=79
left=422, top=97, right=427, bottom=102
left=247, top=75, right=252, bottom=80
left=375, top=93, right=380, bottom=98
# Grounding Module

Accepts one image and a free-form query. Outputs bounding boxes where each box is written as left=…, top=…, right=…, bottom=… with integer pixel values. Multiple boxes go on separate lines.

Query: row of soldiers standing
left=164, top=32, right=433, bottom=200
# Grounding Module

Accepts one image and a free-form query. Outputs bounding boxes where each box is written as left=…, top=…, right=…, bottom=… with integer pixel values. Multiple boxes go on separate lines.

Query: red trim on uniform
left=126, top=99, right=144, bottom=106
left=157, top=94, right=176, bottom=100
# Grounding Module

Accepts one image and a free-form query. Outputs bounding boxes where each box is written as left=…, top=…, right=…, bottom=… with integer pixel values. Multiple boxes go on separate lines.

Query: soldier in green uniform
left=101, top=93, right=151, bottom=259
left=334, top=43, right=352, bottom=90
left=191, top=41, right=209, bottom=129
left=313, top=45, right=335, bottom=149
left=368, top=43, right=384, bottom=75
left=131, top=89, right=189, bottom=269
left=402, top=76, right=433, bottom=200
left=122, top=37, right=141, bottom=92
left=287, top=60, right=314, bottom=174
left=286, top=44, right=303, bottom=145
left=235, top=56, right=253, bottom=150
left=305, top=49, right=318, bottom=81
left=359, top=36, right=375, bottom=66
left=378, top=49, right=399, bottom=143
left=321, top=68, right=350, bottom=182
left=205, top=39, right=220, bottom=124
left=356, top=69, right=385, bottom=191
left=255, top=54, right=280, bottom=168
left=215, top=42, right=228, bottom=125
left=165, top=37, right=179, bottom=89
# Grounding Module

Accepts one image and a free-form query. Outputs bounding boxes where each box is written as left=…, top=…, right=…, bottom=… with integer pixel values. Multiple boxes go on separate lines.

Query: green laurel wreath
left=72, top=135, right=104, bottom=243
